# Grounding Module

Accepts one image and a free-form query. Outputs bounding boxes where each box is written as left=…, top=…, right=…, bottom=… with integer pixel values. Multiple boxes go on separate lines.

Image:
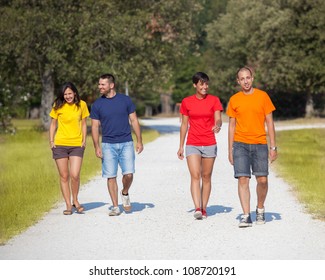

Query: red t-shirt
left=180, top=94, right=223, bottom=146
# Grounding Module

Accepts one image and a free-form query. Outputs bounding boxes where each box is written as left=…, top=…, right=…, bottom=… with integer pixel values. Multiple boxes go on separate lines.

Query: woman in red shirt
left=177, top=72, right=223, bottom=219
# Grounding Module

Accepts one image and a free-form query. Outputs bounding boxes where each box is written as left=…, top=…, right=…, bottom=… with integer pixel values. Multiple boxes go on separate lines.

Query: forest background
left=0, top=0, right=325, bottom=132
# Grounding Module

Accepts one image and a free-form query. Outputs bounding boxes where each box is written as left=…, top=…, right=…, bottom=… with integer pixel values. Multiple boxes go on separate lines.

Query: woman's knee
left=201, top=172, right=212, bottom=182
left=70, top=173, right=80, bottom=183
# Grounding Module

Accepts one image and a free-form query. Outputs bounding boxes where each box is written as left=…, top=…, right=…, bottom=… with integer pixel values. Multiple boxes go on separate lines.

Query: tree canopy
left=204, top=0, right=325, bottom=117
left=0, top=0, right=324, bottom=132
left=0, top=0, right=201, bottom=129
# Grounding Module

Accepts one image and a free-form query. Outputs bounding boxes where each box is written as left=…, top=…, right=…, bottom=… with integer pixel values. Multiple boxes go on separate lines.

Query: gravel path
left=0, top=117, right=325, bottom=260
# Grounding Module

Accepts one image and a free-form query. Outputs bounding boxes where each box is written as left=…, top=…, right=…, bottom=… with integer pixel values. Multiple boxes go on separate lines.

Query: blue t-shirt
left=90, top=93, right=136, bottom=143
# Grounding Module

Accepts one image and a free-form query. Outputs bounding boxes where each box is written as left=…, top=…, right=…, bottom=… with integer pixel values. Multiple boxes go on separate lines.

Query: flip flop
left=73, top=204, right=84, bottom=213
left=63, top=209, right=73, bottom=215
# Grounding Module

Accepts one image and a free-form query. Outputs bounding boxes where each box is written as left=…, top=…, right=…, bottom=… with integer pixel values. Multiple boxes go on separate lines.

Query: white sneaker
left=120, top=191, right=132, bottom=212
left=238, top=214, right=252, bottom=228
left=194, top=208, right=202, bottom=219
left=108, top=206, right=121, bottom=216
left=256, top=207, right=266, bottom=225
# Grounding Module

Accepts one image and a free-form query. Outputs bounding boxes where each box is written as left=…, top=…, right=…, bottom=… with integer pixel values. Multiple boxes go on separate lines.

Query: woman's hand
left=212, top=125, right=221, bottom=133
left=177, top=147, right=184, bottom=160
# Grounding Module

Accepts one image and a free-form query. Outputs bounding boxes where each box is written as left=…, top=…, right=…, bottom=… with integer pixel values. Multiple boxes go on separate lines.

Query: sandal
left=63, top=209, right=73, bottom=215
left=73, top=204, right=84, bottom=213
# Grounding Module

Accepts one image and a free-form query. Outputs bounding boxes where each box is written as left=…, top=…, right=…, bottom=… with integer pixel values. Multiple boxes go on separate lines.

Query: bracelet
left=269, top=146, right=277, bottom=151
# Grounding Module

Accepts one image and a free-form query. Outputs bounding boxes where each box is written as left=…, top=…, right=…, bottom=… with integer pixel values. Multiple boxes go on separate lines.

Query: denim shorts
left=232, top=141, right=268, bottom=178
left=102, top=141, right=135, bottom=178
left=185, top=144, right=217, bottom=158
left=52, top=145, right=85, bottom=159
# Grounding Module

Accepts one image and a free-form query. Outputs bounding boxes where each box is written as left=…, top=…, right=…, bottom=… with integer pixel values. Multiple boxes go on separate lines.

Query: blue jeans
left=233, top=141, right=268, bottom=178
left=102, top=141, right=135, bottom=178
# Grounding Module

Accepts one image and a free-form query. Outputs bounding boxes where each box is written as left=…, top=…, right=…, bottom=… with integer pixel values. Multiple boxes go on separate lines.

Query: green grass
left=0, top=119, right=159, bottom=244
left=273, top=128, right=325, bottom=219
left=11, top=118, right=41, bottom=130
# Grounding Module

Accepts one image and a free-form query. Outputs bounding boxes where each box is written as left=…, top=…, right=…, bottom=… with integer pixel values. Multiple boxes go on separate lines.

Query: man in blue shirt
left=91, top=73, right=144, bottom=216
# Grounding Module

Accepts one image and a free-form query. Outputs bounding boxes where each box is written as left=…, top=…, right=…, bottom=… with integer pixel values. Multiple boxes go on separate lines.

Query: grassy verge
left=0, top=119, right=159, bottom=244
left=273, top=128, right=325, bottom=219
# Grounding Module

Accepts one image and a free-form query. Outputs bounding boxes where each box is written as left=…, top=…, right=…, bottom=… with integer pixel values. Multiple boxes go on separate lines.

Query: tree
left=205, top=0, right=325, bottom=117
left=0, top=78, right=15, bottom=133
left=0, top=0, right=82, bottom=129
left=0, top=0, right=201, bottom=127
left=253, top=0, right=325, bottom=117
left=171, top=0, right=228, bottom=104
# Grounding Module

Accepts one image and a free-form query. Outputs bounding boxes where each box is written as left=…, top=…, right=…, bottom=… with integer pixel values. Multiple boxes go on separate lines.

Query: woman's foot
left=202, top=208, right=207, bottom=219
left=194, top=208, right=202, bottom=219
left=63, top=209, right=73, bottom=215
left=72, top=203, right=84, bottom=213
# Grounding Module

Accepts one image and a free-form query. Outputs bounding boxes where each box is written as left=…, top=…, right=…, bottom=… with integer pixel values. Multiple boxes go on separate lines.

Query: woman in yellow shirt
left=49, top=82, right=90, bottom=215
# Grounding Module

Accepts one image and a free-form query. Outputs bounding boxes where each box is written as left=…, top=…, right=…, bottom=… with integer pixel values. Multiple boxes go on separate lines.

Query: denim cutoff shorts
left=185, top=144, right=217, bottom=158
left=102, top=141, right=135, bottom=178
left=232, top=141, right=268, bottom=178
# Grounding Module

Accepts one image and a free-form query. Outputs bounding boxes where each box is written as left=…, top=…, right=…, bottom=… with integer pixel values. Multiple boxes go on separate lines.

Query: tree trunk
left=145, top=105, right=153, bottom=117
left=40, top=68, right=54, bottom=130
left=160, top=93, right=172, bottom=115
left=305, top=91, right=315, bottom=118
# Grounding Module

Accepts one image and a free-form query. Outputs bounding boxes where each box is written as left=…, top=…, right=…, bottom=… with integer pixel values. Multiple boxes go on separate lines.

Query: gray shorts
left=185, top=144, right=217, bottom=158
left=52, top=145, right=85, bottom=160
left=233, top=141, right=268, bottom=178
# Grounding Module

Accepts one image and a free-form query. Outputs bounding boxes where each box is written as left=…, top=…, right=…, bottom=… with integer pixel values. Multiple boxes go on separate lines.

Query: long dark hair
left=53, top=82, right=81, bottom=110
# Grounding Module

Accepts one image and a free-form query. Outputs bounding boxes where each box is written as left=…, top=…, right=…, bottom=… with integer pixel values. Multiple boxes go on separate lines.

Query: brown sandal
left=63, top=209, right=73, bottom=215
left=73, top=204, right=84, bottom=213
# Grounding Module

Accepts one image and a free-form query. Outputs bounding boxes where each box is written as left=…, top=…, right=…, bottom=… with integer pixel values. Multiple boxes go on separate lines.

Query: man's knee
left=257, top=176, right=268, bottom=186
left=238, top=176, right=249, bottom=185
left=123, top=173, right=133, bottom=180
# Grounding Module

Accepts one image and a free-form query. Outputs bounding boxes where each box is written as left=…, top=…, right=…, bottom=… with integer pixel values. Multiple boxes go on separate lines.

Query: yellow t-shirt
left=226, top=88, right=275, bottom=144
left=49, top=100, right=90, bottom=146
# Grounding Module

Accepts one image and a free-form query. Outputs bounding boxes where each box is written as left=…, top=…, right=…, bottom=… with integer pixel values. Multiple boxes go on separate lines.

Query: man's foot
left=239, top=214, right=252, bottom=228
left=202, top=209, right=207, bottom=219
left=120, top=191, right=132, bottom=212
left=256, top=207, right=266, bottom=225
left=108, top=206, right=121, bottom=216
left=194, top=208, right=202, bottom=219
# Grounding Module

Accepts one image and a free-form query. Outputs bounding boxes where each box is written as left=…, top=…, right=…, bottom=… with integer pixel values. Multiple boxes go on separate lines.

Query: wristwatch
left=269, top=146, right=277, bottom=151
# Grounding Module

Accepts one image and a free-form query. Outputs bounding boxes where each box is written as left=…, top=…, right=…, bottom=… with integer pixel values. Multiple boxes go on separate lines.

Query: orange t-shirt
left=226, top=88, right=275, bottom=144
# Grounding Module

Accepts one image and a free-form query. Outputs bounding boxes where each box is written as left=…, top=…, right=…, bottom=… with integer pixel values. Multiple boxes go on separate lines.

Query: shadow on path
left=122, top=202, right=155, bottom=214
left=235, top=212, right=282, bottom=222
left=81, top=202, right=155, bottom=213
left=82, top=202, right=107, bottom=211
left=188, top=205, right=233, bottom=217
left=142, top=124, right=180, bottom=134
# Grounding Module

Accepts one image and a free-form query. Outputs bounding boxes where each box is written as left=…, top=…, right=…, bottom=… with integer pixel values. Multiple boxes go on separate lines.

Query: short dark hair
left=100, top=73, right=115, bottom=84
left=236, top=66, right=253, bottom=79
left=192, top=72, right=209, bottom=84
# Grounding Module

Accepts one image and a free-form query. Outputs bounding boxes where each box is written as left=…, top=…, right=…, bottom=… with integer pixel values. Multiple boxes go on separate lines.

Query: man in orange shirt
left=227, top=67, right=277, bottom=227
